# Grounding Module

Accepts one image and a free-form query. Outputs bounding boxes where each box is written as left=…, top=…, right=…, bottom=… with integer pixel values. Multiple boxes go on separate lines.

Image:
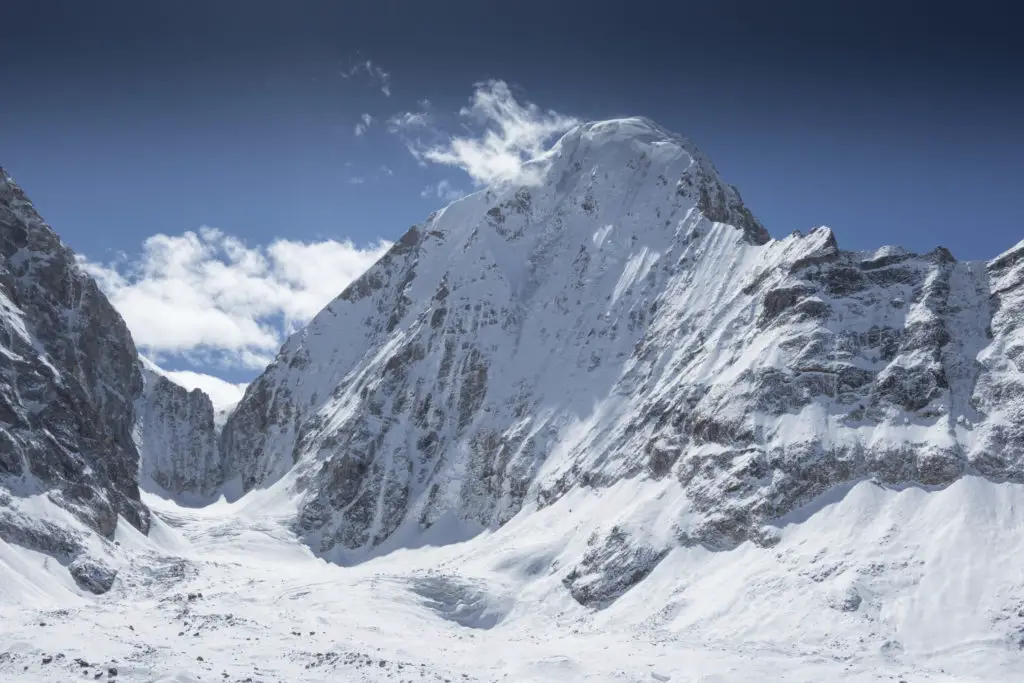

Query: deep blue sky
left=3, top=0, right=1021, bottom=259
left=1, top=0, right=1021, bottom=387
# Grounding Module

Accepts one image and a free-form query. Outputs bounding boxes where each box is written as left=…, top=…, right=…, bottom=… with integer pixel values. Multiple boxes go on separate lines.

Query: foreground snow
left=3, top=475, right=1023, bottom=682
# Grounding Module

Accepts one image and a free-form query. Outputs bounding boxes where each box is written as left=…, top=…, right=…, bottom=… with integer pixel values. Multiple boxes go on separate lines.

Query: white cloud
left=140, top=355, right=247, bottom=410
left=421, top=179, right=464, bottom=203
left=163, top=370, right=248, bottom=410
left=348, top=177, right=365, bottom=185
left=387, top=110, right=431, bottom=132
left=80, top=228, right=391, bottom=371
left=354, top=113, right=373, bottom=137
left=380, top=164, right=394, bottom=176
left=341, top=59, right=391, bottom=97
left=392, top=80, right=580, bottom=187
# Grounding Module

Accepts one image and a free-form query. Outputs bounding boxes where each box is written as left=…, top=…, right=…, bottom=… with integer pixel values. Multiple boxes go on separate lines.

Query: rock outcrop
left=134, top=359, right=222, bottom=498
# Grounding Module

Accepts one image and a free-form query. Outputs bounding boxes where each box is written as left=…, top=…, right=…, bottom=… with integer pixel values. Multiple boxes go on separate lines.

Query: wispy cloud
left=347, top=177, right=365, bottom=185
left=421, top=179, right=465, bottom=203
left=341, top=59, right=391, bottom=97
left=80, top=229, right=391, bottom=371
left=387, top=110, right=431, bottom=133
left=390, top=80, right=580, bottom=187
left=354, top=113, right=373, bottom=136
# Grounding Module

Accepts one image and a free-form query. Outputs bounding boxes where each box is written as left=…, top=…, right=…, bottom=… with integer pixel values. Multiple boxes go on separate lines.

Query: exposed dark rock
left=760, top=286, right=816, bottom=326
left=830, top=587, right=863, bottom=612
left=563, top=526, right=669, bottom=607
left=68, top=556, right=118, bottom=594
left=135, top=364, right=222, bottom=496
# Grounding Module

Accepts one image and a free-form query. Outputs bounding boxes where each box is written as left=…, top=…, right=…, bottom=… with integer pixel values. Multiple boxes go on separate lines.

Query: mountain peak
left=509, top=117, right=771, bottom=245
left=544, top=116, right=717, bottom=177
left=566, top=116, right=689, bottom=145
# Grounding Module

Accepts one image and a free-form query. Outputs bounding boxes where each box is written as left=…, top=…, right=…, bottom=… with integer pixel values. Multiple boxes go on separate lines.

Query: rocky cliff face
left=215, top=117, right=1024, bottom=586
left=0, top=167, right=149, bottom=591
left=134, top=359, right=223, bottom=498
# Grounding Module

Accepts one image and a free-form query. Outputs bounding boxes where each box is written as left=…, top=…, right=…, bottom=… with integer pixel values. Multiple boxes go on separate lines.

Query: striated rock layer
left=217, top=118, right=1024, bottom=596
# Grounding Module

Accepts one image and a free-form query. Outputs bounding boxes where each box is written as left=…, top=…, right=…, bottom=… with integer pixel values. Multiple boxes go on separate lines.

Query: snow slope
left=2, top=475, right=1023, bottom=681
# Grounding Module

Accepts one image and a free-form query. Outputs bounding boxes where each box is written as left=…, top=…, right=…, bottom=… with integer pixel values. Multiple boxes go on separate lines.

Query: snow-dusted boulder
left=68, top=555, right=117, bottom=594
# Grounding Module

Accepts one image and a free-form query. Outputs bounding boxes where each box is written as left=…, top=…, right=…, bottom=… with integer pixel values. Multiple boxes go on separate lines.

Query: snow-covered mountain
left=218, top=117, right=1024, bottom=582
left=218, top=118, right=770, bottom=556
left=3, top=119, right=1024, bottom=681
left=0, top=168, right=227, bottom=592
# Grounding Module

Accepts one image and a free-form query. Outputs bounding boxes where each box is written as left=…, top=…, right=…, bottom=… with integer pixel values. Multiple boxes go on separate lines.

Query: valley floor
left=3, top=476, right=1024, bottom=682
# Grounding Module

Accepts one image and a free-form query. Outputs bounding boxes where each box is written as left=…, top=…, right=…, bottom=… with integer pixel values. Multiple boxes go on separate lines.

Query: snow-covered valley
left=3, top=116, right=1024, bottom=681
left=3, top=475, right=1024, bottom=682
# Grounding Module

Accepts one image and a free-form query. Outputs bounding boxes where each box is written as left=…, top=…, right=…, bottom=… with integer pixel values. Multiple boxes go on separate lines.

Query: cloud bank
left=80, top=228, right=391, bottom=371
left=163, top=369, right=249, bottom=410
left=421, top=179, right=464, bottom=202
left=341, top=59, right=391, bottom=97
left=391, top=80, right=580, bottom=187
left=354, top=113, right=373, bottom=136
